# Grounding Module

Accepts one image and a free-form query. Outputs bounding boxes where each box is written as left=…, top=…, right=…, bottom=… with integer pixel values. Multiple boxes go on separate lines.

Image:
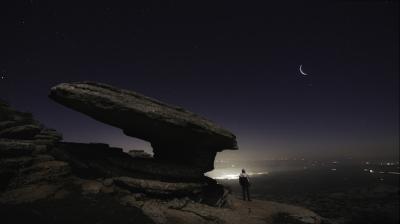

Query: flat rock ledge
left=113, top=176, right=206, bottom=196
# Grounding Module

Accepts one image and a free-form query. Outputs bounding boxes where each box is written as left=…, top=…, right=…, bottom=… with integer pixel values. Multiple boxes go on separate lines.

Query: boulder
left=53, top=142, right=208, bottom=181
left=80, top=180, right=104, bottom=194
left=199, top=184, right=231, bottom=207
left=34, top=128, right=63, bottom=142
left=0, top=103, right=35, bottom=125
left=0, top=184, right=62, bottom=204
left=0, top=101, right=68, bottom=196
left=49, top=82, right=237, bottom=172
left=14, top=160, right=71, bottom=186
left=0, top=156, right=34, bottom=169
left=113, top=176, right=206, bottom=196
left=0, top=124, right=42, bottom=139
left=128, top=149, right=152, bottom=158
left=0, top=121, right=18, bottom=131
left=0, top=139, right=37, bottom=157
left=119, top=194, right=145, bottom=208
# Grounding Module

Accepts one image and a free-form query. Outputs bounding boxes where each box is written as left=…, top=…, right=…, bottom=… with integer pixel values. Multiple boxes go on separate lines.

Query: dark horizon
left=1, top=1, right=398, bottom=161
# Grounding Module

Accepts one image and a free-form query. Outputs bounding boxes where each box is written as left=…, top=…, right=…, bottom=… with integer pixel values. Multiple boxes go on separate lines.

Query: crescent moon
left=299, top=64, right=309, bottom=76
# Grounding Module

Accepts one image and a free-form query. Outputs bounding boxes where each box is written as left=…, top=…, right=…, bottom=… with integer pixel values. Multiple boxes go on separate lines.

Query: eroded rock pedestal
left=0, top=97, right=229, bottom=206
left=47, top=81, right=238, bottom=206
left=0, top=95, right=322, bottom=224
left=49, top=81, right=237, bottom=175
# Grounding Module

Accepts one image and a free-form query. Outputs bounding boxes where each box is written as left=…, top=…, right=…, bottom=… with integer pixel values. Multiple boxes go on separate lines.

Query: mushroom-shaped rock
left=49, top=82, right=237, bottom=173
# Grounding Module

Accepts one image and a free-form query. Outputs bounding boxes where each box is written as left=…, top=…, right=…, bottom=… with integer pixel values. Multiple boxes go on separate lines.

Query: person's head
left=242, top=169, right=246, bottom=173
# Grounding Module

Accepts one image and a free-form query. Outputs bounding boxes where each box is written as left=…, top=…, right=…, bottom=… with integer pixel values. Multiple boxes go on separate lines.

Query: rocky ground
left=1, top=181, right=322, bottom=224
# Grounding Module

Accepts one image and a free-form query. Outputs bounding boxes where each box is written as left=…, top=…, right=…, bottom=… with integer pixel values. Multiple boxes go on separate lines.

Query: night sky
left=0, top=1, right=398, bottom=161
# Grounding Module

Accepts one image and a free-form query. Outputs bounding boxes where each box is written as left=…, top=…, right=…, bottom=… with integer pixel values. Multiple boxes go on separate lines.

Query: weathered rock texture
left=128, top=149, right=152, bottom=159
left=53, top=142, right=210, bottom=181
left=0, top=96, right=232, bottom=205
left=0, top=99, right=322, bottom=224
left=123, top=197, right=322, bottom=224
left=0, top=99, right=69, bottom=204
left=49, top=82, right=237, bottom=173
left=113, top=176, right=206, bottom=196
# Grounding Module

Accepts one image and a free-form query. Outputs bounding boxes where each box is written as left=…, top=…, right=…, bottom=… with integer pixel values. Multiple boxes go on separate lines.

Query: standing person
left=239, top=169, right=251, bottom=201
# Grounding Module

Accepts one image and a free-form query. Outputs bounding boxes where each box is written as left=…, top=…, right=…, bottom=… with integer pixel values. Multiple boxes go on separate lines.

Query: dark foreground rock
left=49, top=82, right=237, bottom=173
left=0, top=100, right=67, bottom=194
left=0, top=124, right=42, bottom=139
left=53, top=142, right=206, bottom=181
left=1, top=184, right=321, bottom=224
left=113, top=176, right=206, bottom=196
left=117, top=196, right=321, bottom=224
left=128, top=149, right=152, bottom=158
left=0, top=190, right=155, bottom=224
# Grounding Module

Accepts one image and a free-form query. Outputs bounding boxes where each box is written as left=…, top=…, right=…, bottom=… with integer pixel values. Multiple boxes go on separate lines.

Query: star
left=1, top=70, right=7, bottom=80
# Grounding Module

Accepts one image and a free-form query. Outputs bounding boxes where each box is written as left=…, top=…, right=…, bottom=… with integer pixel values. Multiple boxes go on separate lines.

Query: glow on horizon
left=206, top=170, right=269, bottom=180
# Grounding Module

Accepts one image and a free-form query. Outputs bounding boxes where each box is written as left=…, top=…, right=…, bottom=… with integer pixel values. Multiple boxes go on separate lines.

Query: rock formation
left=0, top=89, right=322, bottom=224
left=49, top=81, right=237, bottom=175
left=128, top=149, right=152, bottom=159
left=0, top=99, right=69, bottom=203
left=47, top=81, right=238, bottom=205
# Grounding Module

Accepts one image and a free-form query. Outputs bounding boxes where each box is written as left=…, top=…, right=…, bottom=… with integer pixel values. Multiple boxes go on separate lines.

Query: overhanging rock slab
left=49, top=82, right=237, bottom=173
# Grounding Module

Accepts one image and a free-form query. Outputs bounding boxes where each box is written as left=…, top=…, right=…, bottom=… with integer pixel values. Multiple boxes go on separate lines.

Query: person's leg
left=242, top=186, right=246, bottom=200
left=246, top=186, right=251, bottom=201
left=244, top=186, right=247, bottom=201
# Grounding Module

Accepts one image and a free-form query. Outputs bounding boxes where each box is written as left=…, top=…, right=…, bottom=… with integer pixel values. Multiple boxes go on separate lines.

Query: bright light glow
left=206, top=169, right=269, bottom=180
left=249, top=172, right=269, bottom=176
left=214, top=174, right=240, bottom=180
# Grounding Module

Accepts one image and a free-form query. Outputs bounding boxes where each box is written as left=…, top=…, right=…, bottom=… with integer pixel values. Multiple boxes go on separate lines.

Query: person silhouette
left=239, top=168, right=251, bottom=201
